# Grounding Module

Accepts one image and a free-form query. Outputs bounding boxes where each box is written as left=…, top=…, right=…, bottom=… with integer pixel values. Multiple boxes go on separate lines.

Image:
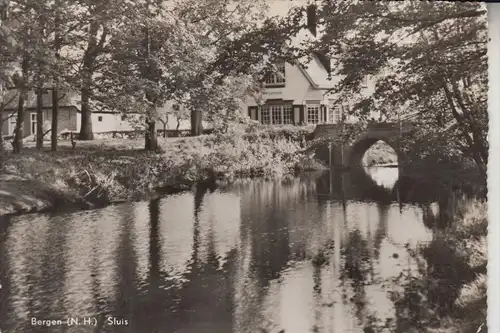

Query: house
left=0, top=89, right=146, bottom=139
left=244, top=3, right=377, bottom=126
left=0, top=89, right=207, bottom=139
left=1, top=89, right=80, bottom=138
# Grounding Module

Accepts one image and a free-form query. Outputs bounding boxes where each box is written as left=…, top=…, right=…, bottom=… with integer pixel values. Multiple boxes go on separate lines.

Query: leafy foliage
left=300, top=1, right=488, bottom=179
left=392, top=200, right=487, bottom=333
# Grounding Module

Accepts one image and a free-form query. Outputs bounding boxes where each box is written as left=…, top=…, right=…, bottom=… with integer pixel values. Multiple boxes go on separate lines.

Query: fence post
left=328, top=141, right=333, bottom=196
left=328, top=141, right=332, bottom=169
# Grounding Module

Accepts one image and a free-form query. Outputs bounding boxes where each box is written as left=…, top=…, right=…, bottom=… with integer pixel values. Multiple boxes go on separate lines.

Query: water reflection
left=1, top=170, right=439, bottom=333
left=364, top=166, right=399, bottom=190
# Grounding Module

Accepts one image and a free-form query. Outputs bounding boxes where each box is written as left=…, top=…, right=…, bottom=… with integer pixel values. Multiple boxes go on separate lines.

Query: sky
left=266, top=0, right=311, bottom=17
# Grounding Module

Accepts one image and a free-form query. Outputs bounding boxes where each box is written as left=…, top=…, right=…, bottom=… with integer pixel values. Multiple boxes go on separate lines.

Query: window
left=307, top=104, right=320, bottom=124
left=259, top=104, right=293, bottom=125
left=264, top=62, right=286, bottom=86
left=98, top=116, right=103, bottom=122
left=328, top=104, right=344, bottom=123
left=30, top=113, right=38, bottom=135
left=261, top=106, right=271, bottom=124
left=283, top=105, right=293, bottom=124
left=270, top=105, right=282, bottom=125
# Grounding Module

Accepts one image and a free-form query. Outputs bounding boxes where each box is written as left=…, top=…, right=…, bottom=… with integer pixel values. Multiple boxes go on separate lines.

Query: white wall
left=76, top=112, right=137, bottom=133
left=75, top=111, right=212, bottom=133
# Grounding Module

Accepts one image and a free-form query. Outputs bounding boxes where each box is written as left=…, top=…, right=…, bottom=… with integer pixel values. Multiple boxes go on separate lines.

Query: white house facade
left=243, top=3, right=379, bottom=127
left=243, top=57, right=357, bottom=126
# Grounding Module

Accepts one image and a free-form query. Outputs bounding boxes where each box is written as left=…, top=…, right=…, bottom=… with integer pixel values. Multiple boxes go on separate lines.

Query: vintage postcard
left=0, top=1, right=493, bottom=332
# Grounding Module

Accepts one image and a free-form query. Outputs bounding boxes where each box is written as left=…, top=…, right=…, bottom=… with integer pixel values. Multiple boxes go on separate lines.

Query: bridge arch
left=312, top=122, right=409, bottom=168
left=346, top=136, right=400, bottom=168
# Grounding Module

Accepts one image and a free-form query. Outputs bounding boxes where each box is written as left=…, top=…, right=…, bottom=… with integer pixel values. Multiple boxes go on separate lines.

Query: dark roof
left=1, top=89, right=80, bottom=110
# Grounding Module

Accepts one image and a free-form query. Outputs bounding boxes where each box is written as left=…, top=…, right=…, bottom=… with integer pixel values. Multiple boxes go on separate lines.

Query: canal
left=0, top=167, right=457, bottom=333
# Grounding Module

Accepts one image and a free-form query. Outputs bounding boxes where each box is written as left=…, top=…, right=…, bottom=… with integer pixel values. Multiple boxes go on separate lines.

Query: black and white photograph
left=0, top=1, right=491, bottom=332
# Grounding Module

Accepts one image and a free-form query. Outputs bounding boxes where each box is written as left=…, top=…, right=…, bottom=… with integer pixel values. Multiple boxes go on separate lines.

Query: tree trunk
left=0, top=105, right=4, bottom=170
left=36, top=88, right=43, bottom=149
left=13, top=91, right=25, bottom=154
left=13, top=56, right=29, bottom=154
left=78, top=17, right=104, bottom=141
left=0, top=1, right=7, bottom=169
left=145, top=120, right=158, bottom=151
left=191, top=109, right=203, bottom=136
left=51, top=87, right=59, bottom=151
left=79, top=83, right=94, bottom=140
left=51, top=1, right=61, bottom=151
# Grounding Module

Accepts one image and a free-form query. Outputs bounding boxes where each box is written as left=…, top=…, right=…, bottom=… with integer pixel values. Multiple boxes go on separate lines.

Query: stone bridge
left=312, top=122, right=413, bottom=167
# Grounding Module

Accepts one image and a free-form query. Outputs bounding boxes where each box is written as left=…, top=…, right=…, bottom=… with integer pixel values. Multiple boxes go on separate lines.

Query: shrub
left=392, top=199, right=487, bottom=333
left=3, top=131, right=325, bottom=208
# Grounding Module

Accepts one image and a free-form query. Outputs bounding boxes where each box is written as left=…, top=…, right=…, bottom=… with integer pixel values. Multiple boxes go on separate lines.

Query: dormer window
left=264, top=62, right=286, bottom=86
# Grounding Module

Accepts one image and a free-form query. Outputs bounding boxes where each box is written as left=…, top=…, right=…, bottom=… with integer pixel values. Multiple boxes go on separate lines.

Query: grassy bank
left=1, top=130, right=324, bottom=216
left=393, top=200, right=487, bottom=333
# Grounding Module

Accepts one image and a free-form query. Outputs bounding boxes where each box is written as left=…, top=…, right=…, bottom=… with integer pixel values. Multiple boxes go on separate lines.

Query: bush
left=161, top=133, right=306, bottom=181
left=244, top=124, right=315, bottom=142
left=392, top=199, right=487, bottom=333
left=3, top=132, right=325, bottom=209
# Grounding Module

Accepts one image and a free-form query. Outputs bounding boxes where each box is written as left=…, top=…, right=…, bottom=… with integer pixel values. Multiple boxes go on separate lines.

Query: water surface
left=0, top=167, right=443, bottom=333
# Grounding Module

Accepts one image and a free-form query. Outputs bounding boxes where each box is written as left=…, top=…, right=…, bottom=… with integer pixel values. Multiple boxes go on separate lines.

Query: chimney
left=306, top=3, right=317, bottom=37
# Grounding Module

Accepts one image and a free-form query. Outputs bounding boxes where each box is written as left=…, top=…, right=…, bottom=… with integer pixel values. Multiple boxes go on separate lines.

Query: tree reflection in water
left=0, top=168, right=459, bottom=333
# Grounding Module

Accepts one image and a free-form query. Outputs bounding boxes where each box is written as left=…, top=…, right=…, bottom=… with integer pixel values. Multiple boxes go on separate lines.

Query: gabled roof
left=287, top=44, right=338, bottom=90
left=1, top=88, right=80, bottom=110
left=285, top=5, right=338, bottom=91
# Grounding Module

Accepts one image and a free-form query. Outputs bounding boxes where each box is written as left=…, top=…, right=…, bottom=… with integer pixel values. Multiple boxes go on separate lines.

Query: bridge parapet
left=367, top=121, right=414, bottom=133
left=313, top=124, right=343, bottom=139
left=313, top=121, right=413, bottom=142
left=366, top=122, right=398, bottom=131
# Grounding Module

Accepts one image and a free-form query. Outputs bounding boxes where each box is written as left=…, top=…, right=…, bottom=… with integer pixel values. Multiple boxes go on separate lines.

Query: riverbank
left=393, top=199, right=487, bottom=333
left=0, top=130, right=325, bottom=217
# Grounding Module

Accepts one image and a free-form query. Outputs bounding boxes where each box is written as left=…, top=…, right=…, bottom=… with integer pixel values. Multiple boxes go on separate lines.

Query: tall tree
left=4, top=0, right=78, bottom=151
left=305, top=1, right=488, bottom=178
left=0, top=0, right=11, bottom=166
left=98, top=0, right=300, bottom=148
left=7, top=0, right=40, bottom=153
left=32, top=1, right=50, bottom=149
left=50, top=0, right=62, bottom=151
left=67, top=0, right=129, bottom=140
left=100, top=0, right=210, bottom=150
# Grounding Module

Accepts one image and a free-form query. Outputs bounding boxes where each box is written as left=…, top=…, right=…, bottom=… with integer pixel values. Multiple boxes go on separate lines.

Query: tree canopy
left=0, top=0, right=298, bottom=151
left=297, top=1, right=488, bottom=178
